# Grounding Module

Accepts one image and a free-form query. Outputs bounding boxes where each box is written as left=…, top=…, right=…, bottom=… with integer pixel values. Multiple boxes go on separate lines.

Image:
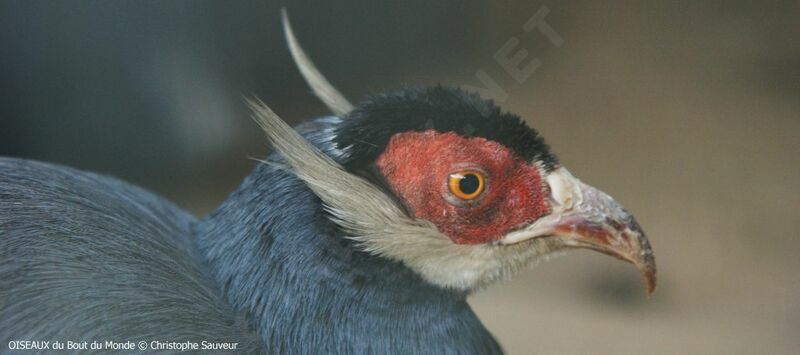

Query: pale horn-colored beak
left=500, top=167, right=657, bottom=295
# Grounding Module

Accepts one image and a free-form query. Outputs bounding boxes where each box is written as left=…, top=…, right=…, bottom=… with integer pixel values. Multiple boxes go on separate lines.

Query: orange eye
left=447, top=171, right=486, bottom=200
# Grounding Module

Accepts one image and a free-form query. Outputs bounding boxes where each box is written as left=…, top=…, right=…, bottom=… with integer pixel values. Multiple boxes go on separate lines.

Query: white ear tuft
left=246, top=98, right=553, bottom=292
left=281, top=8, right=354, bottom=117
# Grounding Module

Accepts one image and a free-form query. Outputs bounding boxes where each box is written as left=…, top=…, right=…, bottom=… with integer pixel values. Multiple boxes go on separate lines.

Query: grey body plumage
left=0, top=117, right=502, bottom=354
left=0, top=158, right=259, bottom=353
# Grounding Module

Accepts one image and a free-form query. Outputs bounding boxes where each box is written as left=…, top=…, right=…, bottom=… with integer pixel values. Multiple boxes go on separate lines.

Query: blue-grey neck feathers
left=194, top=116, right=502, bottom=353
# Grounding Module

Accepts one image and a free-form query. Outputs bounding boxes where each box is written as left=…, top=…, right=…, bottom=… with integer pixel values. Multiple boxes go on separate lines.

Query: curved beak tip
left=628, top=223, right=657, bottom=296
left=603, top=221, right=658, bottom=297
left=535, top=167, right=658, bottom=297
left=640, top=257, right=658, bottom=297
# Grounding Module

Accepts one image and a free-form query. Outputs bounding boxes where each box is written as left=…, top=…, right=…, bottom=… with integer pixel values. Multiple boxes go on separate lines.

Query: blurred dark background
left=1, top=1, right=798, bottom=354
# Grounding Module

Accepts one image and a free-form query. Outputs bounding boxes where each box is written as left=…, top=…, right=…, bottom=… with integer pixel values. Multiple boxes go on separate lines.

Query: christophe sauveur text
left=8, top=340, right=239, bottom=351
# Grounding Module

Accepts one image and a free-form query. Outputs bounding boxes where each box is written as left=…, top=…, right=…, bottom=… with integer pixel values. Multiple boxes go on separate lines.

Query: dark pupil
left=459, top=174, right=480, bottom=194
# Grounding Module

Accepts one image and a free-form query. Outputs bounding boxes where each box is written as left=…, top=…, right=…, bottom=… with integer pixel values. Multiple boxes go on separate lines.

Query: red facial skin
left=375, top=130, right=550, bottom=244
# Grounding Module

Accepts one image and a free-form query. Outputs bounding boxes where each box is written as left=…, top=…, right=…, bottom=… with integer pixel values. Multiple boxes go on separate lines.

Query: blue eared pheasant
left=0, top=12, right=656, bottom=354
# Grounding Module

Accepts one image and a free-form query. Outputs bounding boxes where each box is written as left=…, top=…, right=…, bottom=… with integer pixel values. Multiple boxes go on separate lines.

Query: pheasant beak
left=500, top=167, right=657, bottom=295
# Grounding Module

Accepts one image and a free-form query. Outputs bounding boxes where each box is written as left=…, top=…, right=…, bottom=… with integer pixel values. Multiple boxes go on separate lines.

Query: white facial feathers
left=246, top=97, right=436, bottom=251
left=247, top=99, right=555, bottom=291
left=545, top=167, right=583, bottom=213
left=500, top=167, right=582, bottom=245
left=281, top=9, right=354, bottom=117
